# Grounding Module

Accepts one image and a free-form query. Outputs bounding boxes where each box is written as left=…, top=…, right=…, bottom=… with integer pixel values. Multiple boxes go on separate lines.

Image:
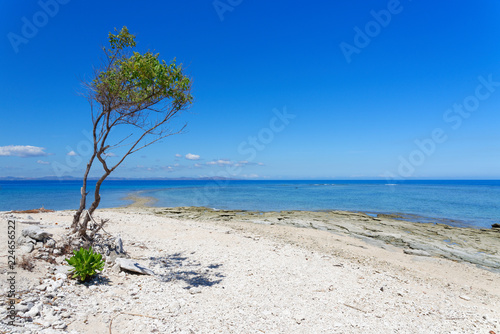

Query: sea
left=0, top=179, right=498, bottom=229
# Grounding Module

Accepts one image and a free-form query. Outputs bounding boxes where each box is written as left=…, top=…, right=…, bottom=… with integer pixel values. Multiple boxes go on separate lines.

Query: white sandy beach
left=1, top=207, right=499, bottom=333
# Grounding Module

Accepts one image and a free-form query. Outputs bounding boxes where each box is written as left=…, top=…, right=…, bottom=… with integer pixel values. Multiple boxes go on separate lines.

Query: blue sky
left=1, top=0, right=500, bottom=179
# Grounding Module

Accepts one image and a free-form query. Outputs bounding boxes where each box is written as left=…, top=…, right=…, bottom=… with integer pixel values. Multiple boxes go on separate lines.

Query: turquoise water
left=0, top=180, right=498, bottom=228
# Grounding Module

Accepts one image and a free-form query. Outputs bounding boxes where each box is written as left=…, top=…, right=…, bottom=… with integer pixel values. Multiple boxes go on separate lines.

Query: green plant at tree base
left=65, top=247, right=105, bottom=282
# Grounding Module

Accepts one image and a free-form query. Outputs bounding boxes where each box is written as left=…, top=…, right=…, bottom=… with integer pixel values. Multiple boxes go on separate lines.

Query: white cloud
left=161, top=166, right=174, bottom=172
left=36, top=160, right=50, bottom=165
left=175, top=154, right=182, bottom=158
left=67, top=150, right=78, bottom=156
left=207, top=159, right=233, bottom=166
left=104, top=152, right=117, bottom=157
left=0, top=145, right=47, bottom=157
left=242, top=174, right=259, bottom=178
left=185, top=153, right=200, bottom=160
left=233, top=160, right=265, bottom=167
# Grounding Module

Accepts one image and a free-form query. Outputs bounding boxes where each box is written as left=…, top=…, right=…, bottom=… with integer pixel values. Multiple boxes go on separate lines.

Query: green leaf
left=64, top=246, right=105, bottom=282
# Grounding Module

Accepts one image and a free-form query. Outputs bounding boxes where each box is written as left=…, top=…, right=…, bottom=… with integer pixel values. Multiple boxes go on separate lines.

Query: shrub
left=65, top=247, right=105, bottom=282
left=19, top=255, right=35, bottom=271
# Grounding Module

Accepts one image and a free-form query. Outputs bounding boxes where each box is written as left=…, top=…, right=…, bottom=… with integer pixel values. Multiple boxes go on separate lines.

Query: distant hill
left=0, top=176, right=237, bottom=181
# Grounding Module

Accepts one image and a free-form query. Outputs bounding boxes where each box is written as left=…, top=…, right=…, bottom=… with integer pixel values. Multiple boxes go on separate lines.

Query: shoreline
left=123, top=190, right=496, bottom=230
left=1, top=207, right=499, bottom=333
left=150, top=206, right=500, bottom=272
left=122, top=192, right=500, bottom=271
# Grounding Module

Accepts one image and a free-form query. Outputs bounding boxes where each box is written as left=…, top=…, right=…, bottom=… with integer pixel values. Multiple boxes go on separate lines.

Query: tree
left=71, top=27, right=193, bottom=239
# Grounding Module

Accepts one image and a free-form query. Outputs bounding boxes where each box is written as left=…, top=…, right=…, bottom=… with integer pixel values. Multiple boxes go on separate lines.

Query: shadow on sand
left=149, top=253, right=224, bottom=289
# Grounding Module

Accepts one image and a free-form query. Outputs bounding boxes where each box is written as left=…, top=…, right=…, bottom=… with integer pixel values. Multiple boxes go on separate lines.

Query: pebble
left=189, top=287, right=202, bottom=294
left=25, top=303, right=42, bottom=318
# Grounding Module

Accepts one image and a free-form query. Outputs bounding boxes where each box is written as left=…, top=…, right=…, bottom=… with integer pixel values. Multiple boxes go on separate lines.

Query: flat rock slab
left=22, top=226, right=53, bottom=241
left=115, top=258, right=154, bottom=275
left=404, top=249, right=431, bottom=257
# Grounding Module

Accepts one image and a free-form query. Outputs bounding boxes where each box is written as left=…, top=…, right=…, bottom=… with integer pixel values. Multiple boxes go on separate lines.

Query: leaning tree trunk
left=77, top=171, right=110, bottom=239
left=71, top=154, right=96, bottom=231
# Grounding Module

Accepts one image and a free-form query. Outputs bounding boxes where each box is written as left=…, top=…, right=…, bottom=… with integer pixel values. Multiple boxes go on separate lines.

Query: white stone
left=115, top=258, right=154, bottom=275
left=47, top=280, right=63, bottom=293
left=25, top=303, right=42, bottom=318
left=22, top=226, right=53, bottom=241
left=52, top=320, right=67, bottom=329
left=19, top=243, right=34, bottom=254
left=115, top=236, right=124, bottom=253
left=45, top=239, right=56, bottom=248
left=17, top=235, right=35, bottom=245
left=15, top=304, right=31, bottom=313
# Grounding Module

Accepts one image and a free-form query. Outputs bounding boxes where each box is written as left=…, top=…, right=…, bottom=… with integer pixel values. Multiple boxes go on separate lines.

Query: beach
left=2, top=207, right=500, bottom=333
left=1, top=207, right=499, bottom=333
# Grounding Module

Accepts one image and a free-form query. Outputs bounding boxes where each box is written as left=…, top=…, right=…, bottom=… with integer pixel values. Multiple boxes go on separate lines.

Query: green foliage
left=65, top=247, right=105, bottom=282
left=93, top=26, right=192, bottom=111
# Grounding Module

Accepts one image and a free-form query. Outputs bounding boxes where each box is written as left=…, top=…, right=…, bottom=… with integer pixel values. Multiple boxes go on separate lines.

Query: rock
left=25, top=303, right=42, bottom=318
left=189, top=287, right=202, bottom=294
left=60, top=311, right=72, bottom=319
left=22, top=226, right=53, bottom=241
left=459, top=295, right=471, bottom=301
left=15, top=304, right=31, bottom=313
left=47, top=280, right=64, bottom=293
left=17, top=235, right=35, bottom=246
left=492, top=223, right=500, bottom=229
left=45, top=239, right=56, bottom=248
left=403, top=249, right=431, bottom=257
left=115, top=236, right=125, bottom=253
left=19, top=243, right=34, bottom=254
left=55, top=273, right=67, bottom=281
left=52, top=321, right=67, bottom=330
left=107, top=249, right=127, bottom=263
left=115, top=258, right=154, bottom=275
left=111, top=262, right=122, bottom=273
left=34, top=241, right=44, bottom=249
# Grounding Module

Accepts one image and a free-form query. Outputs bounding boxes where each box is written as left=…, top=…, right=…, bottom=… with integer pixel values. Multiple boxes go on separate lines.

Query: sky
left=1, top=0, right=500, bottom=180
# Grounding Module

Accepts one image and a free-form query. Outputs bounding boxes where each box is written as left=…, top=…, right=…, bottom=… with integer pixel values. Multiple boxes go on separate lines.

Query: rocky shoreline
left=154, top=206, right=500, bottom=272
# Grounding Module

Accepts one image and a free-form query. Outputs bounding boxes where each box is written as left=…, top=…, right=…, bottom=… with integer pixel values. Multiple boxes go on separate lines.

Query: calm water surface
left=0, top=180, right=498, bottom=228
